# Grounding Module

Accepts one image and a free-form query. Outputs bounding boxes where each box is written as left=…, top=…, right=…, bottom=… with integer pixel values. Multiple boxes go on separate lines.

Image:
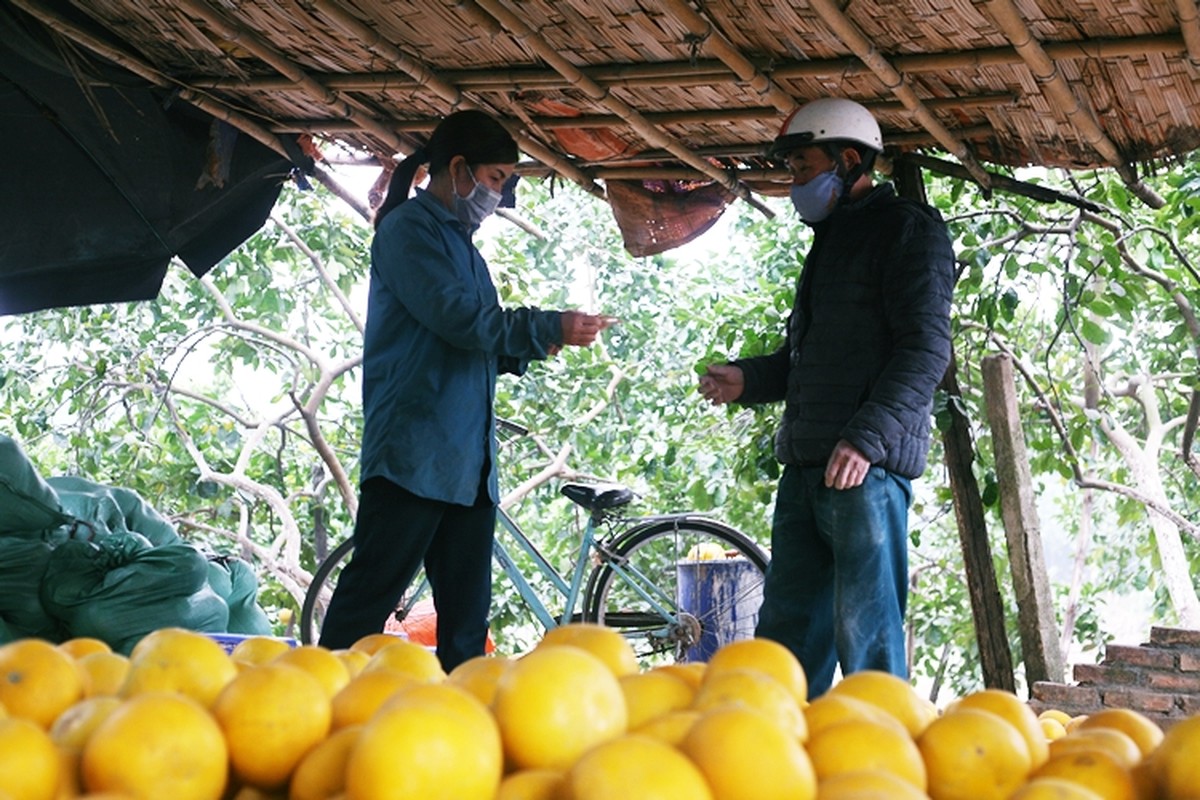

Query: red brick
left=1149, top=627, right=1200, bottom=648
left=1179, top=652, right=1200, bottom=672
left=1099, top=687, right=1178, bottom=714
left=1178, top=695, right=1200, bottom=716
left=1144, top=671, right=1200, bottom=693
left=1073, top=663, right=1143, bottom=687
left=1103, top=644, right=1177, bottom=670
left=1030, top=681, right=1100, bottom=709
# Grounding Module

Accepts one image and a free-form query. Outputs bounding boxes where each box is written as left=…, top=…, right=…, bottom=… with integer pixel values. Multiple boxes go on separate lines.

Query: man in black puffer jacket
left=699, top=97, right=955, bottom=698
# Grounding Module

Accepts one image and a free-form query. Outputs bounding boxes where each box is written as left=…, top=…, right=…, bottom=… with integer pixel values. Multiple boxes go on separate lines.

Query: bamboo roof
left=10, top=0, right=1200, bottom=212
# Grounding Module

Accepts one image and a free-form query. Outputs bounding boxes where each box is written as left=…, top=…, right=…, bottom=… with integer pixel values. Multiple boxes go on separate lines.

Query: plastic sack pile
left=0, top=435, right=273, bottom=653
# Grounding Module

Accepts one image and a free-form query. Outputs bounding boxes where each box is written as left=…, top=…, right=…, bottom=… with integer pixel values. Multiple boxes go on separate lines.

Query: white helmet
left=768, top=98, right=883, bottom=158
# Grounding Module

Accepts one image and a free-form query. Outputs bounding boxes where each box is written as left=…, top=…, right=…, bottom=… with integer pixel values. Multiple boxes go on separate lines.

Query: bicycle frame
left=491, top=506, right=698, bottom=642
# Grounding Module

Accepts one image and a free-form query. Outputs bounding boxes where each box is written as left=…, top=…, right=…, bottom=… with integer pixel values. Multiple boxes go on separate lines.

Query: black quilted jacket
left=733, top=183, right=955, bottom=479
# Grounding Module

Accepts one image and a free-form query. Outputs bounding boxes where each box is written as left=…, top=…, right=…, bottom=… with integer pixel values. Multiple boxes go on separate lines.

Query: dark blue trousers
left=755, top=464, right=912, bottom=699
left=317, top=477, right=495, bottom=672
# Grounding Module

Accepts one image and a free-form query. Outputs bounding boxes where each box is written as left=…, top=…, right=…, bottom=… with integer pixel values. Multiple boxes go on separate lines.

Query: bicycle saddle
left=560, top=482, right=634, bottom=511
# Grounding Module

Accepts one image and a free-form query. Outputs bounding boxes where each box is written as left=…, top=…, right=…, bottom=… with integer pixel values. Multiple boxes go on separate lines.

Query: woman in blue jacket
left=319, top=110, right=606, bottom=669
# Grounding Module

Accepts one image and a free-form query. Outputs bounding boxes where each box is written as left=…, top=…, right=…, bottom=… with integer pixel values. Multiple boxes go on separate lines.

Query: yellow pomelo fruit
left=681, top=706, right=816, bottom=800
left=0, top=639, right=86, bottom=729
left=0, top=717, right=61, bottom=800
left=330, top=669, right=419, bottom=730
left=565, top=733, right=713, bottom=800
left=1039, top=709, right=1074, bottom=726
left=288, top=724, right=361, bottom=800
left=81, top=692, right=228, bottom=800
left=212, top=663, right=332, bottom=790
left=655, top=661, right=707, bottom=690
left=57, top=637, right=112, bottom=660
left=634, top=709, right=701, bottom=746
left=1031, top=750, right=1137, bottom=800
left=807, top=718, right=928, bottom=790
left=827, top=670, right=936, bottom=737
left=619, top=669, right=695, bottom=729
left=1065, top=715, right=1089, bottom=733
left=817, top=769, right=930, bottom=800
left=447, top=654, right=513, bottom=707
left=1010, top=777, right=1105, bottom=800
left=48, top=695, right=121, bottom=753
left=1041, top=717, right=1069, bottom=741
left=690, top=667, right=806, bottom=740
left=359, top=640, right=446, bottom=683
left=77, top=651, right=130, bottom=698
left=804, top=692, right=909, bottom=739
left=229, top=636, right=292, bottom=668
left=1074, top=708, right=1163, bottom=759
left=493, top=645, right=627, bottom=771
left=48, top=695, right=121, bottom=798
left=495, top=768, right=566, bottom=800
left=346, top=682, right=502, bottom=800
left=1148, top=714, right=1200, bottom=800
left=120, top=628, right=237, bottom=709
left=272, top=645, right=351, bottom=700
left=918, top=706, right=1033, bottom=800
left=335, top=648, right=370, bottom=678
left=1048, top=727, right=1142, bottom=769
left=703, top=637, right=808, bottom=705
left=537, top=623, right=639, bottom=677
left=348, top=632, right=409, bottom=656
left=948, top=689, right=1050, bottom=768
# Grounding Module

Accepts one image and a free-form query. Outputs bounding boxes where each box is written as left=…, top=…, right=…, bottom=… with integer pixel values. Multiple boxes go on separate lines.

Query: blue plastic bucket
left=676, top=558, right=763, bottom=662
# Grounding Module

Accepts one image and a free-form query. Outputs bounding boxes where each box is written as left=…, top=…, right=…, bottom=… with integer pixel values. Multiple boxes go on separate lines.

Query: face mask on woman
left=454, top=168, right=502, bottom=230
left=789, top=169, right=843, bottom=223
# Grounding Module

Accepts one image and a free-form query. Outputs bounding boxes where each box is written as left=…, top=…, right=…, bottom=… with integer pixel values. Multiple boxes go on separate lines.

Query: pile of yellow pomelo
left=1, top=623, right=1199, bottom=799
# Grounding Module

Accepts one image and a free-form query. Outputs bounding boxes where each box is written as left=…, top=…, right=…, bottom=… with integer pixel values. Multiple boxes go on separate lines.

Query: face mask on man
left=789, top=168, right=843, bottom=223
left=454, top=167, right=502, bottom=230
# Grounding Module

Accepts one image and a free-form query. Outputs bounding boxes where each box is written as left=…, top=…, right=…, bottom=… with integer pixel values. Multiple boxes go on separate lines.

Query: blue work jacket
left=359, top=189, right=562, bottom=506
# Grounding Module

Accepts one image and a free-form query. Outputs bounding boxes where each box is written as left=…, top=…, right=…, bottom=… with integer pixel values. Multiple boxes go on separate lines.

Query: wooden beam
left=939, top=351, right=1018, bottom=692
left=983, top=354, right=1066, bottom=691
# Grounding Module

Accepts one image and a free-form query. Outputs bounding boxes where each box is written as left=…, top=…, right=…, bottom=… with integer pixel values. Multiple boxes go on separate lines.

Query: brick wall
left=1028, top=626, right=1200, bottom=729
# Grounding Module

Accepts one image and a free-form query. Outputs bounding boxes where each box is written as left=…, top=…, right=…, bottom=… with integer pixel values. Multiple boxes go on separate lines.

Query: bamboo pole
left=657, top=0, right=796, bottom=114
left=1174, top=0, right=1200, bottom=64
left=464, top=0, right=776, bottom=218
left=309, top=0, right=606, bottom=201
left=174, top=0, right=406, bottom=153
left=981, top=0, right=1165, bottom=208
left=808, top=0, right=994, bottom=191
left=189, top=35, right=1188, bottom=93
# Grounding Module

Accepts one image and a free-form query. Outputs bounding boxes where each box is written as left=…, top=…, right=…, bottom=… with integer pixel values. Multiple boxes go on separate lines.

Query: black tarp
left=0, top=3, right=298, bottom=316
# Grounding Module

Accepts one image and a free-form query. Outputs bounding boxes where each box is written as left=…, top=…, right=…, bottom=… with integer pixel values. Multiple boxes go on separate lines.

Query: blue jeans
left=755, top=464, right=912, bottom=699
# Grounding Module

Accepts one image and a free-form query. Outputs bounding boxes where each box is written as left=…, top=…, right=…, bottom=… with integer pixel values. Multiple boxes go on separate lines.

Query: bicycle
left=299, top=421, right=769, bottom=663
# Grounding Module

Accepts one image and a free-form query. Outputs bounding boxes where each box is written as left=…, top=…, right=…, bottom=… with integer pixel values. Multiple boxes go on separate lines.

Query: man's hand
left=697, top=364, right=745, bottom=406
left=825, top=439, right=870, bottom=489
left=559, top=311, right=604, bottom=347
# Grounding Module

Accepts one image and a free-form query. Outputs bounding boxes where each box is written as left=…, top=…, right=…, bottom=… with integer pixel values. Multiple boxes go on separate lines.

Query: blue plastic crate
left=206, top=633, right=297, bottom=654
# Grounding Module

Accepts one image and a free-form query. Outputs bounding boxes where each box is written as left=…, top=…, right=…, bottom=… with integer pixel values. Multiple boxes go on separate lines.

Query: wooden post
left=895, top=162, right=1015, bottom=692
left=940, top=351, right=1017, bottom=692
left=982, top=354, right=1065, bottom=687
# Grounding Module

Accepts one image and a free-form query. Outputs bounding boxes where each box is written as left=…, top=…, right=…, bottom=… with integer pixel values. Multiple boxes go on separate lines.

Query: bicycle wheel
left=298, top=538, right=430, bottom=645
left=583, top=517, right=769, bottom=664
